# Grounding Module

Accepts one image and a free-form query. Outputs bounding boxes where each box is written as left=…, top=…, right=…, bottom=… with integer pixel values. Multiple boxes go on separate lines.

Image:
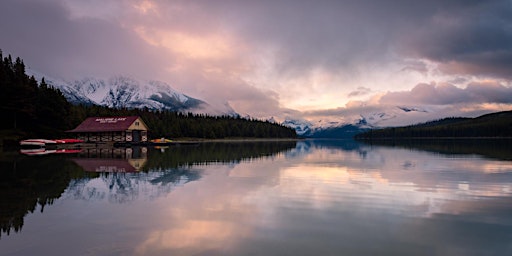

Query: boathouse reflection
left=71, top=147, right=148, bottom=173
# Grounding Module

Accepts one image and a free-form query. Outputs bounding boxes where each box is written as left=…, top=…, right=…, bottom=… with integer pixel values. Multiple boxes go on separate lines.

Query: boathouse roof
left=67, top=116, right=148, bottom=133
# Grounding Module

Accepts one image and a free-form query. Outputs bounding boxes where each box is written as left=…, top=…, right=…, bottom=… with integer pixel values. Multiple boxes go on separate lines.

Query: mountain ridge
left=26, top=69, right=238, bottom=115
left=26, top=70, right=503, bottom=138
left=355, top=110, right=512, bottom=139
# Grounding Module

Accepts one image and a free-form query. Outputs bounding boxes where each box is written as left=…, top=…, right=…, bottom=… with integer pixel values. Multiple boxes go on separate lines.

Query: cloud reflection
left=130, top=140, right=512, bottom=254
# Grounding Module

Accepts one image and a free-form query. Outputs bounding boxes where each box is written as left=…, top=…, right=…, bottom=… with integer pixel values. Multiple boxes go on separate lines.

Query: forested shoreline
left=355, top=111, right=512, bottom=139
left=0, top=50, right=296, bottom=145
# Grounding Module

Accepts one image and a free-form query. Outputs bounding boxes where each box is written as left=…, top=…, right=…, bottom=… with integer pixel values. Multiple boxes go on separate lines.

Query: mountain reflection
left=66, top=169, right=201, bottom=204
left=0, top=141, right=296, bottom=238
left=67, top=142, right=297, bottom=203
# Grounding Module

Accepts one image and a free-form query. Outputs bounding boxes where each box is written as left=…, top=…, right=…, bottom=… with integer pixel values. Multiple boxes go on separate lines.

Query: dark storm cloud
left=402, top=0, right=512, bottom=78
left=0, top=0, right=168, bottom=80
left=219, top=0, right=411, bottom=76
left=216, top=0, right=509, bottom=78
left=2, top=0, right=510, bottom=81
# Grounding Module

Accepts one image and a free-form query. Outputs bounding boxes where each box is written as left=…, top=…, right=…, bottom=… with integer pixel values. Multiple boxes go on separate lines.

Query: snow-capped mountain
left=67, top=76, right=205, bottom=111
left=27, top=70, right=236, bottom=114
left=283, top=106, right=435, bottom=138
left=282, top=119, right=313, bottom=136
left=357, top=112, right=397, bottom=128
left=282, top=119, right=368, bottom=138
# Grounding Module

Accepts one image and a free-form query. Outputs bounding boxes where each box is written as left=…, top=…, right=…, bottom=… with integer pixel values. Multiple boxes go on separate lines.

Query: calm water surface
left=1, top=140, right=512, bottom=255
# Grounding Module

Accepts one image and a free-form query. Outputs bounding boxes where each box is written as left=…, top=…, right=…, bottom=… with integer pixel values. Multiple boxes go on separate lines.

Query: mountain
left=355, top=110, right=512, bottom=139
left=281, top=119, right=313, bottom=136
left=282, top=119, right=370, bottom=138
left=307, top=124, right=369, bottom=138
left=282, top=106, right=436, bottom=138
left=27, top=70, right=236, bottom=114
left=287, top=108, right=512, bottom=139
left=69, top=76, right=205, bottom=111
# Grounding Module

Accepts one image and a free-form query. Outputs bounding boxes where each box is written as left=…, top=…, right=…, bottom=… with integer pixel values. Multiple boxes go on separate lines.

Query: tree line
left=72, top=105, right=297, bottom=139
left=0, top=50, right=296, bottom=143
left=355, top=111, right=512, bottom=139
left=0, top=50, right=70, bottom=139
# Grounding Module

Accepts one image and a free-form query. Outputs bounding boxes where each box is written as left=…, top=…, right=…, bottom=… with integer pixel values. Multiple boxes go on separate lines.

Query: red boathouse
left=67, top=116, right=149, bottom=143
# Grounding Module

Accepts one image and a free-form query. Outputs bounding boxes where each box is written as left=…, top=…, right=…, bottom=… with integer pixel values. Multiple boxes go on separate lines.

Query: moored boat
left=19, top=148, right=54, bottom=155
left=150, top=138, right=173, bottom=145
left=20, top=138, right=84, bottom=148
left=54, top=138, right=85, bottom=144
left=20, top=148, right=83, bottom=156
left=20, top=139, right=57, bottom=147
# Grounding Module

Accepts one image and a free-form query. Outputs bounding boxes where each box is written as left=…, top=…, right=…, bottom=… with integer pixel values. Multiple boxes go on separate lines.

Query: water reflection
left=0, top=141, right=296, bottom=238
left=132, top=140, right=512, bottom=255
left=360, top=138, right=512, bottom=161
left=1, top=139, right=512, bottom=255
left=0, top=152, right=96, bottom=238
left=72, top=147, right=149, bottom=172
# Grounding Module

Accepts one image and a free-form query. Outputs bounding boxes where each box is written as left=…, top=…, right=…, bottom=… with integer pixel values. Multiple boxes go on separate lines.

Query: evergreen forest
left=355, top=111, right=512, bottom=139
left=0, top=50, right=296, bottom=146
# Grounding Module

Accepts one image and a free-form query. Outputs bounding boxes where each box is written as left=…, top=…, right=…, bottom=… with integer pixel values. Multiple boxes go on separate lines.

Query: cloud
left=1, top=0, right=511, bottom=123
left=400, top=60, right=429, bottom=75
left=380, top=81, right=512, bottom=105
left=192, top=0, right=512, bottom=110
left=0, top=0, right=170, bottom=80
left=223, top=1, right=402, bottom=77
left=298, top=80, right=512, bottom=127
left=348, top=87, right=372, bottom=97
left=401, top=0, right=512, bottom=78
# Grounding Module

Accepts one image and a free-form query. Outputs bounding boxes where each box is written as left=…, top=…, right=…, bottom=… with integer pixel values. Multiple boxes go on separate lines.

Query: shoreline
left=172, top=137, right=304, bottom=143
left=355, top=137, right=512, bottom=140
left=131, top=137, right=304, bottom=146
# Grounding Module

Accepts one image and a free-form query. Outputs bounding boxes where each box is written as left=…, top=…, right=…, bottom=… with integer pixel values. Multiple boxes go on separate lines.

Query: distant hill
left=355, top=111, right=512, bottom=139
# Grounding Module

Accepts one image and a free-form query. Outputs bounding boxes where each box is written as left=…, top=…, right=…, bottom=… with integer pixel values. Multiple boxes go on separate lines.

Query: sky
left=1, top=0, right=511, bottom=125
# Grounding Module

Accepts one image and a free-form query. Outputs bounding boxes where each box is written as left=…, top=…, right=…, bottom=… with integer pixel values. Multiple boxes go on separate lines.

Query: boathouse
left=67, top=116, right=149, bottom=143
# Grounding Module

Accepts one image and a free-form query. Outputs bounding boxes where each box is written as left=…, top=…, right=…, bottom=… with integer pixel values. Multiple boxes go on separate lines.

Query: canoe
left=20, top=148, right=55, bottom=155
left=20, top=138, right=84, bottom=147
left=20, top=139, right=57, bottom=147
left=54, top=138, right=84, bottom=144
left=20, top=148, right=82, bottom=156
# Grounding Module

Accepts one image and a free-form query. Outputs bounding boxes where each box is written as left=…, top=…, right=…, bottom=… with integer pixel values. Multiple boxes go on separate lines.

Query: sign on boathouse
left=67, top=116, right=149, bottom=142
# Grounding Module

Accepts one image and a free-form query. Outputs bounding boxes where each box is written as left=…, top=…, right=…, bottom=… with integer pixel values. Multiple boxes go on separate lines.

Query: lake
left=1, top=139, right=512, bottom=255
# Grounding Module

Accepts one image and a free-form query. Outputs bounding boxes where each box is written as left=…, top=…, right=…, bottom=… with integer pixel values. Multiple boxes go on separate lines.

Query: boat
left=20, top=148, right=83, bottom=156
left=20, top=139, right=57, bottom=147
left=20, top=148, right=55, bottom=155
left=20, top=138, right=84, bottom=148
left=150, top=138, right=173, bottom=145
left=54, top=138, right=84, bottom=144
